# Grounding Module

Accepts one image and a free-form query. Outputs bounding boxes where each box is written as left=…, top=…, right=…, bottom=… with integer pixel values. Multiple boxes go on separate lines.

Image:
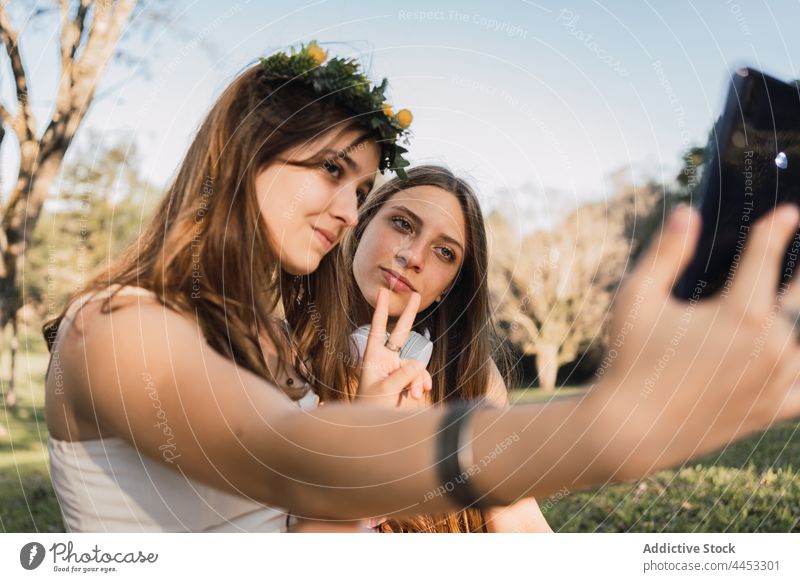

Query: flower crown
left=260, top=41, right=412, bottom=179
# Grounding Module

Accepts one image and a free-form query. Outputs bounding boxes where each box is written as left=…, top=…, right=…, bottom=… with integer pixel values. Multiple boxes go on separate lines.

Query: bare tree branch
left=43, top=0, right=135, bottom=157
left=0, top=102, right=12, bottom=127
left=2, top=0, right=136, bottom=273
left=59, top=0, right=91, bottom=65
left=0, top=3, right=36, bottom=144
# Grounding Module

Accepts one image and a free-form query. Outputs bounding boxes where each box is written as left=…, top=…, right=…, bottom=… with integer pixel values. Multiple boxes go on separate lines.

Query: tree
left=489, top=180, right=666, bottom=391
left=24, top=135, right=156, bottom=316
left=0, top=1, right=167, bottom=413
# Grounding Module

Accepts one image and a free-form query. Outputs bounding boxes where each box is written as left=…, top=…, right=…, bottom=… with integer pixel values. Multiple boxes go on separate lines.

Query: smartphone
left=673, top=67, right=800, bottom=300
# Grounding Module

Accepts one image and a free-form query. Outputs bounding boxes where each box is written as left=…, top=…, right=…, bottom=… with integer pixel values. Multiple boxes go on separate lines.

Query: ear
left=436, top=287, right=452, bottom=303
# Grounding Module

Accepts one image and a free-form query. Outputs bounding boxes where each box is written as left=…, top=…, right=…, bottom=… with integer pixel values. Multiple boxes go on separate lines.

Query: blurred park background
left=1, top=0, right=799, bottom=532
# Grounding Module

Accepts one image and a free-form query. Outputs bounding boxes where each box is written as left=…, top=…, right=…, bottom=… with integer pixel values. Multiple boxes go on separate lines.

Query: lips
left=380, top=267, right=416, bottom=293
left=313, top=227, right=337, bottom=249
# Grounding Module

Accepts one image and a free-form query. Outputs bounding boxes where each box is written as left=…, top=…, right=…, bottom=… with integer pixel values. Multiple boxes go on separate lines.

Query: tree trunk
left=535, top=342, right=560, bottom=392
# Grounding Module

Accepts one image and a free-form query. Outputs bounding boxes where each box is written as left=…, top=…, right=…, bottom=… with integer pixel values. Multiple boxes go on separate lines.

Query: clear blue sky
left=3, top=0, right=800, bottom=230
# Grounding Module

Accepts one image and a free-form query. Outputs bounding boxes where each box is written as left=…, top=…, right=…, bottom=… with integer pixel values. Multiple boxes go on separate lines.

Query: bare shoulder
left=49, top=289, right=205, bottom=433
left=49, top=287, right=299, bottom=494
left=57, top=289, right=203, bottom=384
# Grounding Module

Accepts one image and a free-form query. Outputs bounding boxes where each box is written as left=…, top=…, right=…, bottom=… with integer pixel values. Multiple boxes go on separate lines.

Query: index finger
left=729, top=204, right=799, bottom=313
left=386, top=292, right=420, bottom=351
left=365, top=288, right=389, bottom=357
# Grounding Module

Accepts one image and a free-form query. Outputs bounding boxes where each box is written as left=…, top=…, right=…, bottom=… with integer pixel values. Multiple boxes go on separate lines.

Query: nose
left=329, top=187, right=359, bottom=228
left=395, top=240, right=425, bottom=272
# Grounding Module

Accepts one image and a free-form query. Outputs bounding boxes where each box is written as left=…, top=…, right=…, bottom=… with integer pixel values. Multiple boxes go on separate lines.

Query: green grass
left=1, top=336, right=798, bottom=532
left=510, top=386, right=800, bottom=532
left=0, top=330, right=63, bottom=533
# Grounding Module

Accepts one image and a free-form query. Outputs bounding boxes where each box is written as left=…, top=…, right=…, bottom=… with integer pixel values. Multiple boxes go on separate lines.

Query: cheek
left=423, top=265, right=459, bottom=305
left=352, top=245, right=371, bottom=293
left=260, top=170, right=332, bottom=224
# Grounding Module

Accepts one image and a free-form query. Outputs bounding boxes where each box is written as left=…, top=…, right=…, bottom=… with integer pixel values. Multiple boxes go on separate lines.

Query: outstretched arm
left=57, top=205, right=800, bottom=522
left=483, top=362, right=554, bottom=532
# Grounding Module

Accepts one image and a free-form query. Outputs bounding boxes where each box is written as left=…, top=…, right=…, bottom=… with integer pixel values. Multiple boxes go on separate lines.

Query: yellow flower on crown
left=396, top=108, right=413, bottom=129
left=307, top=42, right=327, bottom=65
left=260, top=40, right=413, bottom=178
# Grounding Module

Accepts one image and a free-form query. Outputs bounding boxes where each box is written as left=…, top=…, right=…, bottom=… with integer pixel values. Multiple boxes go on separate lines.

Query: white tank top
left=47, top=285, right=319, bottom=532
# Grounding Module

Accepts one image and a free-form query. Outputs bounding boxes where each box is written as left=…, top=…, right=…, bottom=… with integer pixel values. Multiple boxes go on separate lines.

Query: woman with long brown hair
left=40, top=41, right=800, bottom=533
left=343, top=165, right=552, bottom=532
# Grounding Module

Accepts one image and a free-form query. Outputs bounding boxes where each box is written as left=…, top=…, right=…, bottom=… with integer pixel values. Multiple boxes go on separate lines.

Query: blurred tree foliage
left=21, top=135, right=158, bottom=323
left=488, top=165, right=690, bottom=390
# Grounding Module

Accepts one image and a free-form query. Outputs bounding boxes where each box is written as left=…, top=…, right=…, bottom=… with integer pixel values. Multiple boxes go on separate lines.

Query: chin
left=282, top=254, right=321, bottom=276
left=387, top=291, right=412, bottom=317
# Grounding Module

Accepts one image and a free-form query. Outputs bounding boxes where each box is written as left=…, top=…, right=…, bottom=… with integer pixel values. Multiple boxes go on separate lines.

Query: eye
left=324, top=160, right=342, bottom=179
left=437, top=246, right=457, bottom=262
left=391, top=216, right=412, bottom=233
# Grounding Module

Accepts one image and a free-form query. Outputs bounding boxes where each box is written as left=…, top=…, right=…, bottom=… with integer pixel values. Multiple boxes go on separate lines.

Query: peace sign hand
left=356, top=288, right=432, bottom=407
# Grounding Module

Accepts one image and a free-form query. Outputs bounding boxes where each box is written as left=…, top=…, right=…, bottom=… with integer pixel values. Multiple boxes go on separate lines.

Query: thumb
left=380, top=361, right=425, bottom=395
left=634, top=204, right=701, bottom=296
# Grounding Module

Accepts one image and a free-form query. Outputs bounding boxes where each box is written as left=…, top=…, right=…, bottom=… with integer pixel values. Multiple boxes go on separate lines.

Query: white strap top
left=47, top=285, right=318, bottom=532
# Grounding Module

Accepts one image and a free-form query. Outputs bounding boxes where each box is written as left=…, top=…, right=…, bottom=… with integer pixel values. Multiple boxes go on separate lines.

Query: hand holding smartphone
left=674, top=67, right=800, bottom=300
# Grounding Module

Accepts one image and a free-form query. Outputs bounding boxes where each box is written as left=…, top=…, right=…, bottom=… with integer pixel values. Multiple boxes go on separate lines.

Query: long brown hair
left=334, top=165, right=514, bottom=532
left=42, top=61, right=372, bottom=400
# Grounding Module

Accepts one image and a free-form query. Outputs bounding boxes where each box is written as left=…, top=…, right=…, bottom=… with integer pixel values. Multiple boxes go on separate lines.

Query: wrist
left=578, top=379, right=648, bottom=485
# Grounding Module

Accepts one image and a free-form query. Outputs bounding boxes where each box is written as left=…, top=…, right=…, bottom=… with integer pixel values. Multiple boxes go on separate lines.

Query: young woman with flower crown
left=42, top=41, right=800, bottom=532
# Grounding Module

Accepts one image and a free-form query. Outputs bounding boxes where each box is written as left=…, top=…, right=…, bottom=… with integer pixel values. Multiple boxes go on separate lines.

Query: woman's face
left=353, top=185, right=467, bottom=317
left=257, top=129, right=380, bottom=275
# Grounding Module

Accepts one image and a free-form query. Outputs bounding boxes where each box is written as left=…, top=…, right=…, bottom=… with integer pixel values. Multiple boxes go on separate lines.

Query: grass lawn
left=0, top=343, right=64, bottom=533
left=1, top=335, right=798, bottom=532
left=511, top=385, right=800, bottom=532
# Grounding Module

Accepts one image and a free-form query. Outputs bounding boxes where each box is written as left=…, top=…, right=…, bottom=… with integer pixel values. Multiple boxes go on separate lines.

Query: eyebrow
left=322, top=140, right=375, bottom=190
left=390, top=204, right=465, bottom=252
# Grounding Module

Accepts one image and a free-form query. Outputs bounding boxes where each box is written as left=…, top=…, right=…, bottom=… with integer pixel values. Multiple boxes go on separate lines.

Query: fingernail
left=780, top=204, right=800, bottom=225
left=667, top=204, right=689, bottom=231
